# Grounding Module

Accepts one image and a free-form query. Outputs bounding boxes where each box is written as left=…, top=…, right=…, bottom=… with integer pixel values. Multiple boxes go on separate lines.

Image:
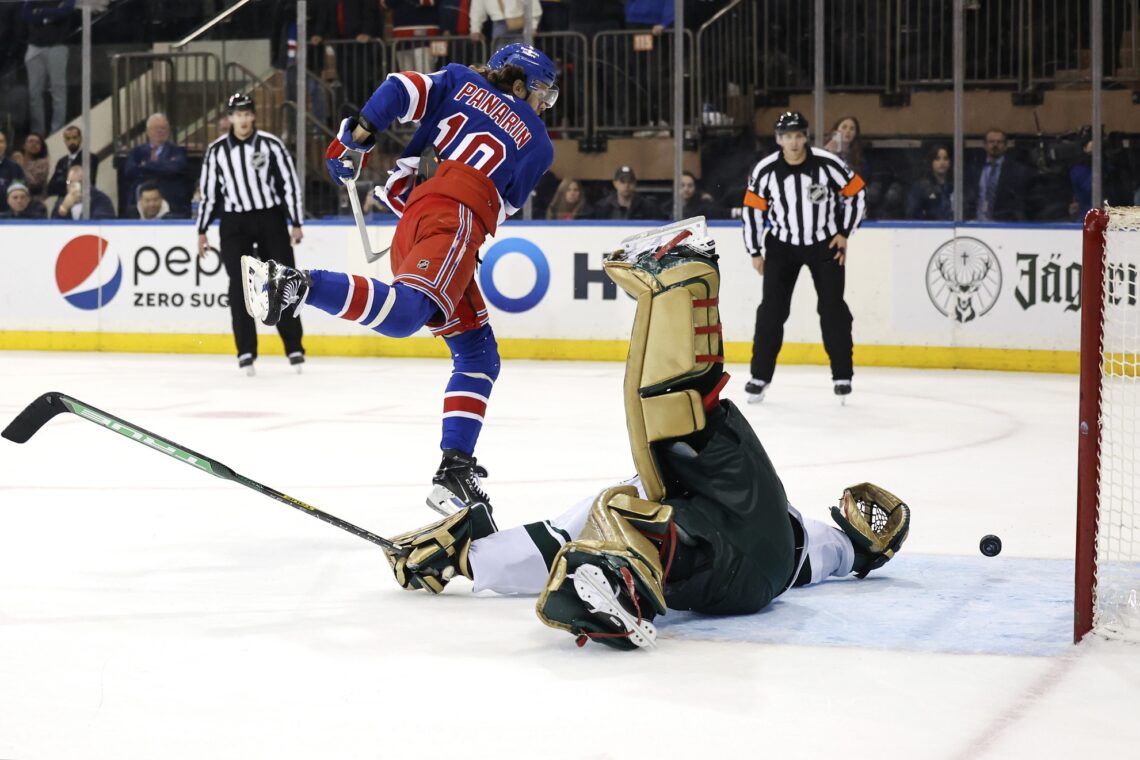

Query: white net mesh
left=1094, top=206, right=1140, bottom=640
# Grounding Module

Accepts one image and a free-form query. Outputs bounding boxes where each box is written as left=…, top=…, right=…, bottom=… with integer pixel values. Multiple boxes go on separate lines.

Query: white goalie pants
left=467, top=477, right=856, bottom=596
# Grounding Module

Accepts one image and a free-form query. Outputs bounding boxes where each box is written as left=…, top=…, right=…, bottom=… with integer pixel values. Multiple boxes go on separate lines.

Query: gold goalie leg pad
left=602, top=220, right=724, bottom=500
left=536, top=487, right=674, bottom=650
left=383, top=504, right=497, bottom=594
left=830, top=482, right=911, bottom=579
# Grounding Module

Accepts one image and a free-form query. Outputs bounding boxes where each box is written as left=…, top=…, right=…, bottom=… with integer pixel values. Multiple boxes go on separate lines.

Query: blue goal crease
left=655, top=555, right=1074, bottom=657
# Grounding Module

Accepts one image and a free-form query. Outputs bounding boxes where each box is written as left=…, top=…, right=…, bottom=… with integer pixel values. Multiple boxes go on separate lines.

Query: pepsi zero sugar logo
left=478, top=238, right=550, bottom=313
left=131, top=245, right=228, bottom=308
left=55, top=235, right=122, bottom=310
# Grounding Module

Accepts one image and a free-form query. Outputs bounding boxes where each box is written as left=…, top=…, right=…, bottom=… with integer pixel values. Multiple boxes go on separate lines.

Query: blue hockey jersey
left=361, top=63, right=554, bottom=226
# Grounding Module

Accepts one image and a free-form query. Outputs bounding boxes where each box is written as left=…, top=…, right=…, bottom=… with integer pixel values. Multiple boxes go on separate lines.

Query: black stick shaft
left=3, top=392, right=403, bottom=553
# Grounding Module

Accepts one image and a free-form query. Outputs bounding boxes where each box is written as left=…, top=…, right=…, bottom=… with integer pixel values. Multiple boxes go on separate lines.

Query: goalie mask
left=602, top=217, right=725, bottom=501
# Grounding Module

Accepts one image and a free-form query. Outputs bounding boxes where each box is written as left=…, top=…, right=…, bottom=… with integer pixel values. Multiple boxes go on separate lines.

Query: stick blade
left=2, top=392, right=69, bottom=444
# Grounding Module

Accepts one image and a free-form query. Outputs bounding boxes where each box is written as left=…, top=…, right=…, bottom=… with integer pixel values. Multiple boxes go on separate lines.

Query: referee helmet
left=226, top=92, right=255, bottom=113
left=774, top=111, right=809, bottom=135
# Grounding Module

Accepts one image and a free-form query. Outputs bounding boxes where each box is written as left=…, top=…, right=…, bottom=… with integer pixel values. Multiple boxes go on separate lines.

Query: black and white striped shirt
left=196, top=130, right=303, bottom=233
left=742, top=146, right=867, bottom=254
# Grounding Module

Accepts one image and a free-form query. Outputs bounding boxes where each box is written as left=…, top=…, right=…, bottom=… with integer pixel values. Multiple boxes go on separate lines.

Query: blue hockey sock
left=441, top=324, right=501, bottom=455
left=306, top=270, right=436, bottom=338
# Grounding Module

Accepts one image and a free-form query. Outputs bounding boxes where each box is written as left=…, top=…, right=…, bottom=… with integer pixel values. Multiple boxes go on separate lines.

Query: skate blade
left=425, top=485, right=463, bottom=517
left=240, top=255, right=270, bottom=322
left=571, top=565, right=656, bottom=649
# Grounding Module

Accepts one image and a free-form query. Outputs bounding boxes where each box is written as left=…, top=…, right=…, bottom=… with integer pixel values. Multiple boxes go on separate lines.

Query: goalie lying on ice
left=382, top=218, right=911, bottom=650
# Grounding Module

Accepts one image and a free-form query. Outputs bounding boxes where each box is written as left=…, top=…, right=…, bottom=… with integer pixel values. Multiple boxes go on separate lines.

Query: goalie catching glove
left=383, top=505, right=498, bottom=594
left=830, top=482, right=911, bottom=578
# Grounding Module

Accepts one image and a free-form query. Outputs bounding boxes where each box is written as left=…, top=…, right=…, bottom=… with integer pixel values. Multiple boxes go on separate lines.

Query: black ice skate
left=287, top=351, right=305, bottom=374
left=241, top=256, right=310, bottom=327
left=833, top=379, right=852, bottom=406
left=744, top=378, right=768, bottom=404
left=426, top=449, right=494, bottom=517
left=238, top=353, right=255, bottom=377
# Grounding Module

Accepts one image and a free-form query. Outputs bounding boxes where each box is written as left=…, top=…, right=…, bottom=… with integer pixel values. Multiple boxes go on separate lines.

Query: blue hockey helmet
left=488, top=43, right=558, bottom=107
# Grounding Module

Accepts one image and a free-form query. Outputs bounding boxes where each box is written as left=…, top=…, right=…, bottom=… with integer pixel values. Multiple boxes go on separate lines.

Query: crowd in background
left=1, top=0, right=1139, bottom=223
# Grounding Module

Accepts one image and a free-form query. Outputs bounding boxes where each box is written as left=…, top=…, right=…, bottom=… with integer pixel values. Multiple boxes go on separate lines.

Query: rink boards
left=0, top=219, right=1085, bottom=372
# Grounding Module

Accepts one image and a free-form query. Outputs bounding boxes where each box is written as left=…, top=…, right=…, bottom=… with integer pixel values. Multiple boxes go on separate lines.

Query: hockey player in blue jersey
left=241, top=44, right=557, bottom=523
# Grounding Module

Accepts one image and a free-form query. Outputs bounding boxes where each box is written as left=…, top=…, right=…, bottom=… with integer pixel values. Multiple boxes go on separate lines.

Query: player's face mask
left=530, top=81, right=559, bottom=108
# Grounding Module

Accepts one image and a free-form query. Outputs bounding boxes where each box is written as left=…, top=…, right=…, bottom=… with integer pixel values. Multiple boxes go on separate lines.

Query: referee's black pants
left=220, top=207, right=304, bottom=360
left=750, top=236, right=853, bottom=383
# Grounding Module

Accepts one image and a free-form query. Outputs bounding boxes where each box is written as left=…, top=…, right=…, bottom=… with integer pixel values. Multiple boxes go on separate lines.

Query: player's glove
left=324, top=117, right=375, bottom=186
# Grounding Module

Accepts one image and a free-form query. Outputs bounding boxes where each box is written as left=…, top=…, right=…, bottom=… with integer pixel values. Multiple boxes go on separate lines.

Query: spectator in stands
left=0, top=3, right=29, bottom=139
left=136, top=182, right=172, bottom=220
left=664, top=170, right=716, bottom=220
left=1, top=181, right=47, bottom=219
left=546, top=178, right=591, bottom=219
left=47, top=125, right=97, bottom=197
left=0, top=129, right=26, bottom=215
left=311, top=0, right=385, bottom=112
left=969, top=128, right=1032, bottom=222
left=1070, top=137, right=1093, bottom=220
left=906, top=144, right=954, bottom=221
left=22, top=1, right=75, bottom=136
left=625, top=0, right=675, bottom=134
left=590, top=165, right=660, bottom=220
left=470, top=0, right=542, bottom=44
left=17, top=132, right=50, bottom=201
left=51, top=164, right=115, bottom=220
left=625, top=0, right=673, bottom=33
left=824, top=114, right=903, bottom=219
left=384, top=0, right=442, bottom=73
left=122, top=112, right=190, bottom=217
left=823, top=115, right=865, bottom=175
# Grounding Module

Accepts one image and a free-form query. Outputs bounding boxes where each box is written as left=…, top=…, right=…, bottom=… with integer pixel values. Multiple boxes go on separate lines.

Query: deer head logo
left=926, top=237, right=1002, bottom=323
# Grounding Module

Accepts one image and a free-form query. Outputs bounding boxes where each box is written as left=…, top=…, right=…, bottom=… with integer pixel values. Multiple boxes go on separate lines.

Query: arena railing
left=384, top=35, right=488, bottom=140
left=695, top=0, right=758, bottom=132
left=532, top=32, right=590, bottom=138
left=110, top=51, right=224, bottom=158
left=591, top=29, right=697, bottom=136
left=317, top=39, right=392, bottom=120
left=897, top=0, right=1137, bottom=91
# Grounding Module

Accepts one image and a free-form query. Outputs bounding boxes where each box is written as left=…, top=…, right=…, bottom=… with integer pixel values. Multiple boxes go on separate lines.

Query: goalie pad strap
left=654, top=229, right=692, bottom=259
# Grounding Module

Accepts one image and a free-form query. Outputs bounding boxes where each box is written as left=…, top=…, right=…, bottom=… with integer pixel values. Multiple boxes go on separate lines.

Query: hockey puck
left=979, top=534, right=1002, bottom=557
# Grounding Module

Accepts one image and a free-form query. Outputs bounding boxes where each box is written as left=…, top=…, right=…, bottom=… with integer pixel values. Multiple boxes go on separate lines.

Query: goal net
left=1076, top=206, right=1140, bottom=642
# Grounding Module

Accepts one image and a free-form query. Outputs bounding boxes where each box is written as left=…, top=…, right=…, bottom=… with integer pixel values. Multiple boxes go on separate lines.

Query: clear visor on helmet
left=530, top=81, right=559, bottom=108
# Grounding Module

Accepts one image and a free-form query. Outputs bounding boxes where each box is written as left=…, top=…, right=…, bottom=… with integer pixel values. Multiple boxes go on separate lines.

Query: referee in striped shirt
left=196, top=93, right=306, bottom=375
left=742, top=111, right=867, bottom=403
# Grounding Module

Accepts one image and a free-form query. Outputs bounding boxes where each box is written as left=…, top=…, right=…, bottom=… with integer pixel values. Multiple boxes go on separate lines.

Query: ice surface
left=1, top=352, right=1137, bottom=759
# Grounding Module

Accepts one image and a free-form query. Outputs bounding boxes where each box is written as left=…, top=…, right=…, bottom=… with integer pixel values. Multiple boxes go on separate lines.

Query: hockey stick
left=2, top=392, right=406, bottom=554
left=344, top=177, right=390, bottom=263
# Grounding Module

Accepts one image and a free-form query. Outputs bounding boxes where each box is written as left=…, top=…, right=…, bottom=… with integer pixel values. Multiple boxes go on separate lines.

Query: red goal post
left=1076, top=206, right=1140, bottom=643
